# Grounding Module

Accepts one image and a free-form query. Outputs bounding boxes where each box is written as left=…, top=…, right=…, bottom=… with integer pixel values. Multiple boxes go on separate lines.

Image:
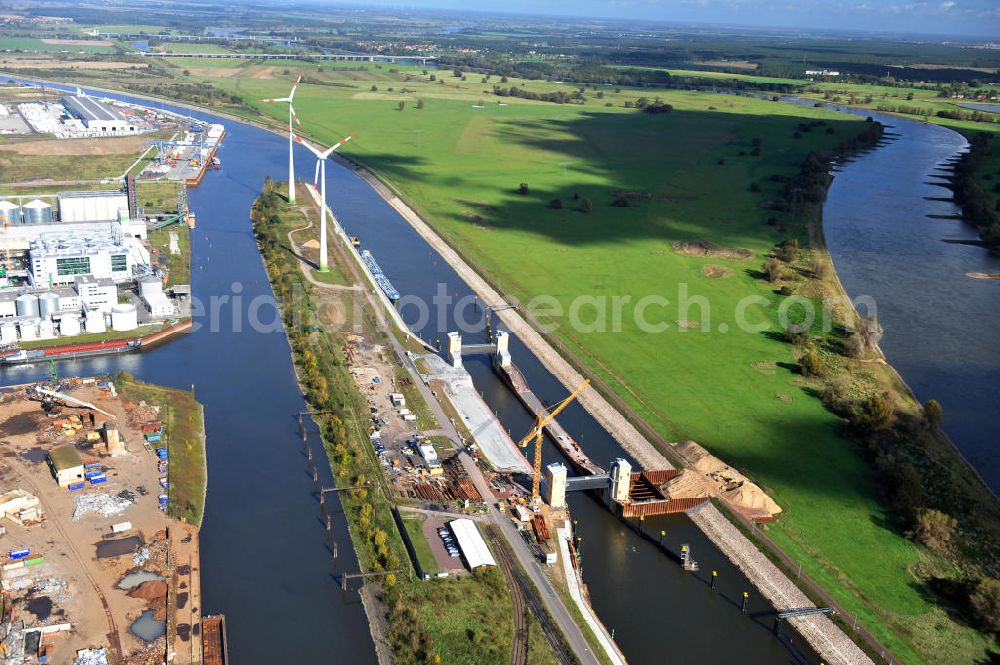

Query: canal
left=6, top=80, right=953, bottom=665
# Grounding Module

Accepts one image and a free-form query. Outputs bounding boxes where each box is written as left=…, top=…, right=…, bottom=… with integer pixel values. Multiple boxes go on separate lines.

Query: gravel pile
left=689, top=503, right=873, bottom=665
left=72, top=491, right=135, bottom=521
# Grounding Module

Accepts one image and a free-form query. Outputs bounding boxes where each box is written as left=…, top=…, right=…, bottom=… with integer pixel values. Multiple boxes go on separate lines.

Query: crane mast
left=517, top=378, right=590, bottom=500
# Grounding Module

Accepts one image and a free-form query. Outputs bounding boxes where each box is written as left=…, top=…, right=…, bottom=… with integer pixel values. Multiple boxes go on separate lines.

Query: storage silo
left=17, top=319, right=39, bottom=341
left=38, top=319, right=54, bottom=338
left=0, top=321, right=16, bottom=345
left=22, top=199, right=53, bottom=225
left=84, top=311, right=106, bottom=334
left=15, top=293, right=38, bottom=318
left=0, top=200, right=21, bottom=225
left=38, top=291, right=60, bottom=319
left=111, top=303, right=138, bottom=331
left=59, top=315, right=81, bottom=337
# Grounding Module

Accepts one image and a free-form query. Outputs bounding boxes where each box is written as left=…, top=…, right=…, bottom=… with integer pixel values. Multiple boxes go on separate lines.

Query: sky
left=339, top=0, right=1000, bottom=38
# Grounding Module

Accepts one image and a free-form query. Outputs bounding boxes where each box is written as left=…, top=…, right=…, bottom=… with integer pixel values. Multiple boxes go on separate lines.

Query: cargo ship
left=361, top=250, right=401, bottom=303
left=1, top=339, right=141, bottom=365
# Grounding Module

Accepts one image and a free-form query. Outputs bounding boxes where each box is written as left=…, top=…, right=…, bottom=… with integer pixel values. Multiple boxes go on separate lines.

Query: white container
left=17, top=319, right=39, bottom=341
left=59, top=316, right=81, bottom=337
left=84, top=312, right=106, bottom=334
left=111, top=521, right=132, bottom=534
left=110, top=303, right=137, bottom=331
left=0, top=322, right=16, bottom=344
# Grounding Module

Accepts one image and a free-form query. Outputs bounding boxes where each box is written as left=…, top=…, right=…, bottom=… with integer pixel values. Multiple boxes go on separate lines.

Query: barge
left=361, top=250, right=401, bottom=302
left=2, top=339, right=141, bottom=365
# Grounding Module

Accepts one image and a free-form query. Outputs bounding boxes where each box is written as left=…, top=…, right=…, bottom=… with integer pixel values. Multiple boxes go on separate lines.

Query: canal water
left=5, top=80, right=958, bottom=664
left=809, top=102, right=1000, bottom=490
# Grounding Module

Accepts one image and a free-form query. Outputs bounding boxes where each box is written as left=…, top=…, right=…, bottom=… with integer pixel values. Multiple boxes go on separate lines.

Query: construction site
left=0, top=376, right=206, bottom=665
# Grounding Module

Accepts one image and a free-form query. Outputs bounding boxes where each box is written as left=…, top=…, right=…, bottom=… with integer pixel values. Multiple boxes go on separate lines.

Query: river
left=815, top=103, right=1000, bottom=491
left=0, top=80, right=927, bottom=665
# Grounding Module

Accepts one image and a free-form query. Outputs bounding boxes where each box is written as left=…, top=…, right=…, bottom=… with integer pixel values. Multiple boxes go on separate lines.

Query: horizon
left=307, top=0, right=1000, bottom=40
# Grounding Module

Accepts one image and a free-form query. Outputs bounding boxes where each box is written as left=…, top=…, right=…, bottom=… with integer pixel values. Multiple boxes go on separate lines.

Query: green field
left=0, top=152, right=139, bottom=184
left=153, top=42, right=235, bottom=54
left=188, top=62, right=1000, bottom=663
left=400, top=513, right=440, bottom=575
left=0, top=37, right=116, bottom=53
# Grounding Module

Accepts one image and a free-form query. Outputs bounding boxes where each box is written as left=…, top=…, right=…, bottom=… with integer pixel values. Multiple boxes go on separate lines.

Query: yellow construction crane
left=517, top=378, right=590, bottom=501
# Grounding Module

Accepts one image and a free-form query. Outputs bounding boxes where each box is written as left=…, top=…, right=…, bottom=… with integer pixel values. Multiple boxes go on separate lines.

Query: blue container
left=9, top=548, right=29, bottom=560
left=90, top=476, right=107, bottom=485
left=97, top=381, right=109, bottom=387
left=68, top=483, right=85, bottom=491
left=84, top=462, right=102, bottom=469
left=146, top=434, right=161, bottom=443
left=158, top=495, right=169, bottom=504
left=84, top=470, right=103, bottom=479
left=156, top=448, right=168, bottom=459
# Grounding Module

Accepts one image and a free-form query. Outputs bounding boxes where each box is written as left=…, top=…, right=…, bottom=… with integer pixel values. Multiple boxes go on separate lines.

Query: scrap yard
left=0, top=377, right=207, bottom=665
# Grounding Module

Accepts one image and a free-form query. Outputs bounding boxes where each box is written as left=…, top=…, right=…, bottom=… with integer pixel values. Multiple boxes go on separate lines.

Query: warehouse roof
left=48, top=444, right=83, bottom=471
left=449, top=518, right=496, bottom=571
left=62, top=95, right=122, bottom=123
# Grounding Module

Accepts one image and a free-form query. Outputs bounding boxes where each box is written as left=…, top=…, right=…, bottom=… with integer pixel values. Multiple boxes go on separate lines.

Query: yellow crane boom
left=517, top=378, right=590, bottom=500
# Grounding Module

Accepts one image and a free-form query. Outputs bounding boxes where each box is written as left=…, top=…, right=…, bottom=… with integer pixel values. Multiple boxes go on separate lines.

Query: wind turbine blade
left=321, top=134, right=355, bottom=158
left=289, top=72, right=303, bottom=100
left=259, top=97, right=291, bottom=103
left=294, top=134, right=322, bottom=158
left=290, top=105, right=301, bottom=126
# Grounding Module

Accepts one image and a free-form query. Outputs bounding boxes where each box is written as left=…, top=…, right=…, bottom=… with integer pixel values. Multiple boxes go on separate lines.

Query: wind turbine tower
left=296, top=134, right=355, bottom=272
left=259, top=72, right=303, bottom=204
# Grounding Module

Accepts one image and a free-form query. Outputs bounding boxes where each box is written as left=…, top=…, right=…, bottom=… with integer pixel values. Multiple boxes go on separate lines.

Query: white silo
left=38, top=319, right=54, bottom=338
left=138, top=275, right=162, bottom=298
left=38, top=291, right=60, bottom=319
left=22, top=199, right=53, bottom=225
left=15, top=293, right=38, bottom=318
left=0, top=321, right=16, bottom=344
left=0, top=200, right=21, bottom=225
left=111, top=303, right=138, bottom=331
left=17, top=318, right=39, bottom=341
left=84, top=310, right=106, bottom=334
left=59, top=315, right=81, bottom=337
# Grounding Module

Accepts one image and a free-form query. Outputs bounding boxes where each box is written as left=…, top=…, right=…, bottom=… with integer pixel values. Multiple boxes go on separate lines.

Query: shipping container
left=156, top=448, right=168, bottom=458
left=111, top=521, right=132, bottom=534
left=84, top=462, right=102, bottom=469
left=84, top=470, right=103, bottom=479
left=90, top=476, right=107, bottom=485
left=68, top=483, right=85, bottom=491
left=9, top=548, right=29, bottom=560
left=24, top=555, right=44, bottom=567
left=403, top=414, right=417, bottom=421
left=146, top=434, right=161, bottom=442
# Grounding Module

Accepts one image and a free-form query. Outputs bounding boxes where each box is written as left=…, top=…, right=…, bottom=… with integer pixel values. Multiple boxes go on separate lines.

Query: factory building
left=47, top=444, right=85, bottom=487
left=61, top=95, right=138, bottom=134
left=74, top=276, right=119, bottom=313
left=28, top=226, right=149, bottom=287
left=57, top=190, right=130, bottom=224
left=448, top=519, right=497, bottom=571
left=138, top=276, right=173, bottom=318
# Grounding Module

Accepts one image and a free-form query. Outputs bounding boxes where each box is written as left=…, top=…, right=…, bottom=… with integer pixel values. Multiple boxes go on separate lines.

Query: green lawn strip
left=310, top=265, right=349, bottom=285
left=148, top=226, right=190, bottom=286
left=0, top=152, right=138, bottom=183
left=19, top=325, right=158, bottom=349
left=114, top=373, right=205, bottom=527
left=136, top=180, right=180, bottom=212
left=399, top=512, right=440, bottom=576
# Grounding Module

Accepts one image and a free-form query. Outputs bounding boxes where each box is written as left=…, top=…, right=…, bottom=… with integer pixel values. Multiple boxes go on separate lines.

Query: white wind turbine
left=259, top=72, right=303, bottom=204
left=295, top=133, right=355, bottom=272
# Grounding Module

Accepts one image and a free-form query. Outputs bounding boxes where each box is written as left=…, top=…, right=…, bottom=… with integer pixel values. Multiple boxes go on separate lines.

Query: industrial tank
left=22, top=199, right=53, bottom=225
left=59, top=315, right=81, bottom=337
left=111, top=303, right=138, bottom=331
left=15, top=293, right=38, bottom=318
left=38, top=291, right=60, bottom=318
left=0, top=200, right=21, bottom=225
left=84, top=311, right=105, bottom=334
left=0, top=322, right=16, bottom=344
left=38, top=319, right=54, bottom=338
left=17, top=319, right=38, bottom=341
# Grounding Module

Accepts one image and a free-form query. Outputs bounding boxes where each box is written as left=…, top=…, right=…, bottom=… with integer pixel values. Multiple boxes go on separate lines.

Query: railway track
left=488, top=526, right=579, bottom=665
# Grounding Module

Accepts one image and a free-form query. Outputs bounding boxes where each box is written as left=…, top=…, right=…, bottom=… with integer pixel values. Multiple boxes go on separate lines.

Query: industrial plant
left=0, top=180, right=189, bottom=353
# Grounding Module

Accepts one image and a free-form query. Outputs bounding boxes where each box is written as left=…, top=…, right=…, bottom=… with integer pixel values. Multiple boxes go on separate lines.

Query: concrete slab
left=420, top=354, right=532, bottom=475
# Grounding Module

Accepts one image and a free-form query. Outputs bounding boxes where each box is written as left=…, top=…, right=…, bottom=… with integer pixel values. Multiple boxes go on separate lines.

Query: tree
left=913, top=508, right=956, bottom=553
left=763, top=258, right=785, bottom=282
left=370, top=84, right=378, bottom=92
left=776, top=238, right=799, bottom=262
left=969, top=577, right=1000, bottom=634
left=429, top=74, right=436, bottom=81
left=416, top=98, right=425, bottom=110
left=580, top=198, right=593, bottom=213
left=859, top=315, right=883, bottom=352
left=517, top=183, right=530, bottom=196
left=398, top=101, right=405, bottom=111
left=452, top=68, right=463, bottom=77
left=183, top=69, right=191, bottom=76
left=922, top=399, right=943, bottom=428
left=844, top=332, right=864, bottom=358
left=549, top=198, right=563, bottom=209
left=800, top=350, right=826, bottom=377
left=862, top=391, right=895, bottom=432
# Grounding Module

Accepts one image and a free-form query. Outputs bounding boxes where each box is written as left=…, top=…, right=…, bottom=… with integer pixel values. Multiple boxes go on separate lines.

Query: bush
left=969, top=577, right=1000, bottom=635
left=549, top=198, right=563, bottom=209
left=612, top=197, right=630, bottom=207
left=800, top=350, right=826, bottom=377
left=775, top=238, right=799, bottom=262
left=580, top=198, right=593, bottom=213
left=763, top=258, right=784, bottom=282
left=517, top=183, right=529, bottom=196
left=922, top=399, right=943, bottom=428
left=913, top=508, right=957, bottom=553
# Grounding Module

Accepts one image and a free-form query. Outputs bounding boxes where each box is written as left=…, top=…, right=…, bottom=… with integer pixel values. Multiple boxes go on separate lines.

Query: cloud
left=940, top=1, right=956, bottom=9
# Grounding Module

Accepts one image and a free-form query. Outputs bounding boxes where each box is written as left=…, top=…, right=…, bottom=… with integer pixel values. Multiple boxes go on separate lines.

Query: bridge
left=773, top=607, right=835, bottom=637
left=139, top=51, right=435, bottom=64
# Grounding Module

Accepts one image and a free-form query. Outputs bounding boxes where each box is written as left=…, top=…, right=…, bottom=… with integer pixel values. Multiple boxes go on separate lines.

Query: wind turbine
left=259, top=72, right=303, bottom=204
left=295, top=134, right=355, bottom=272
